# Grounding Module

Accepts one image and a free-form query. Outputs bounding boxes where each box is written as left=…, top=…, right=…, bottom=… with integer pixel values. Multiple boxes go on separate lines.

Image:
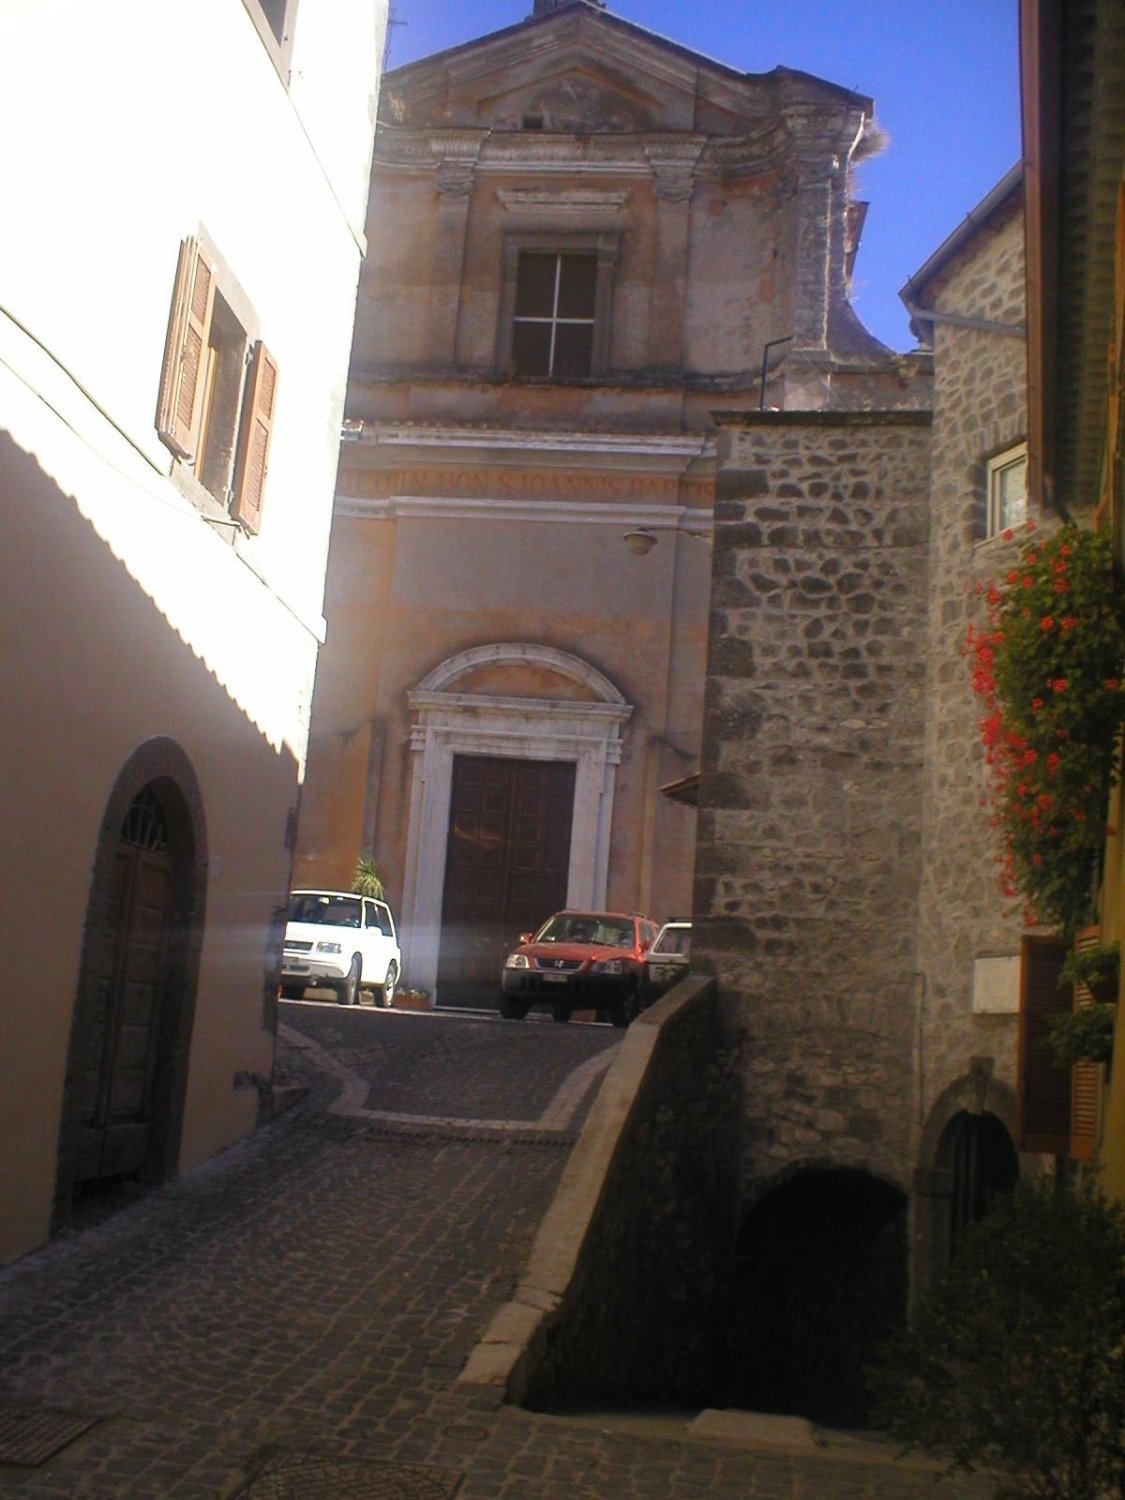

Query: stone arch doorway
left=401, top=642, right=633, bottom=1000
left=940, top=1109, right=1019, bottom=1254
left=54, top=739, right=207, bottom=1229
left=726, top=1168, right=908, bottom=1427
left=912, top=1067, right=1019, bottom=1308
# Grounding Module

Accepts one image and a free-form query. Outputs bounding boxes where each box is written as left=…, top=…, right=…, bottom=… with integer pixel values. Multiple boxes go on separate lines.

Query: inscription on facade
left=345, top=467, right=682, bottom=504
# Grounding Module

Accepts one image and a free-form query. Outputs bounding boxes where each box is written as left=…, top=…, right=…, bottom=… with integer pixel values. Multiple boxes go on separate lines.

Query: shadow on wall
left=726, top=1168, right=907, bottom=1429
left=0, top=432, right=301, bottom=1259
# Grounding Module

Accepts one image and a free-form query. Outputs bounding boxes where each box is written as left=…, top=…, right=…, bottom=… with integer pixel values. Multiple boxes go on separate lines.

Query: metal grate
left=119, top=786, right=170, bottom=852
left=0, top=1405, right=99, bottom=1467
left=238, top=1451, right=463, bottom=1499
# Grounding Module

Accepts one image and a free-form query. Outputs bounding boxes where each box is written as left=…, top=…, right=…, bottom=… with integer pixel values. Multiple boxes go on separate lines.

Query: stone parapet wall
left=463, top=976, right=742, bottom=1408
left=695, top=412, right=933, bottom=1191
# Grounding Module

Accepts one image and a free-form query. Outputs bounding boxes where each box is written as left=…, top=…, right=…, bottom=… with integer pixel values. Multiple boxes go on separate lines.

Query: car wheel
left=337, top=955, right=362, bottom=1006
left=378, top=961, right=398, bottom=1008
left=497, top=995, right=530, bottom=1020
left=551, top=1003, right=571, bottom=1023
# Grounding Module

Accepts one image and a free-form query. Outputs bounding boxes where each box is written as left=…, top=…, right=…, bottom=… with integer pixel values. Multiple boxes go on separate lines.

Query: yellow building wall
left=1092, top=183, right=1125, bottom=1196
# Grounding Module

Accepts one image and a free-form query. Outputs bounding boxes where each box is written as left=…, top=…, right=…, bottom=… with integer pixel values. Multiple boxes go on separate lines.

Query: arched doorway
left=912, top=1069, right=1020, bottom=1307
left=401, top=643, right=633, bottom=999
left=940, top=1109, right=1019, bottom=1254
left=55, top=740, right=207, bottom=1228
left=726, top=1168, right=908, bottom=1427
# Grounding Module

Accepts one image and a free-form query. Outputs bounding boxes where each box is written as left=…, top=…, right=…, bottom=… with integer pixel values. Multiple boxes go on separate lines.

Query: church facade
left=293, top=0, right=922, bottom=1006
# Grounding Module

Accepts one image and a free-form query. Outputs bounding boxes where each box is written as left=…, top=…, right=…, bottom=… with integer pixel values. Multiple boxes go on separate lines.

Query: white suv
left=281, top=890, right=401, bottom=1007
left=642, top=920, right=692, bottom=1006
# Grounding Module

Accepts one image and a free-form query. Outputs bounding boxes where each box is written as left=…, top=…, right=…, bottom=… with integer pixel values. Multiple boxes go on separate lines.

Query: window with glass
left=987, top=443, right=1028, bottom=535
left=497, top=231, right=617, bottom=381
left=511, top=252, right=598, bottom=377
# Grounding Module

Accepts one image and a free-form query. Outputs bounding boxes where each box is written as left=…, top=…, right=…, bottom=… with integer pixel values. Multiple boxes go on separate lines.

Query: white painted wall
left=0, top=0, right=386, bottom=1263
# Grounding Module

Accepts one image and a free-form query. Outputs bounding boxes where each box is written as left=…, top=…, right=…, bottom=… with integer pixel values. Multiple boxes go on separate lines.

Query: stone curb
left=458, top=975, right=714, bottom=1403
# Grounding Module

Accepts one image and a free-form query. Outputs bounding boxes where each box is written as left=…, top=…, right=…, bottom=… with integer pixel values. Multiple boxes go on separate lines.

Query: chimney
left=532, top=0, right=606, bottom=15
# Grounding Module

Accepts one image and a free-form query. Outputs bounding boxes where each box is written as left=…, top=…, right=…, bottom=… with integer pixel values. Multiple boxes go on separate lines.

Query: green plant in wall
left=967, top=524, right=1125, bottom=935
left=351, top=858, right=384, bottom=899
left=1047, top=941, right=1120, bottom=1068
left=1059, top=939, right=1121, bottom=999
left=1048, top=1001, right=1116, bottom=1069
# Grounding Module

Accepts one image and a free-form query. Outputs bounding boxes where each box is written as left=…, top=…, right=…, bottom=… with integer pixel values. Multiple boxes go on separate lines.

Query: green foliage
left=1048, top=1003, right=1116, bottom=1068
left=351, top=858, right=384, bottom=898
left=870, top=1179, right=1125, bottom=1499
left=967, top=524, right=1125, bottom=936
left=1059, top=941, right=1120, bottom=998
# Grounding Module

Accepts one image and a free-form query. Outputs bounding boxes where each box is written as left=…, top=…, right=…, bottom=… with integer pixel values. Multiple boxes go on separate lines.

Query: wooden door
left=437, top=756, right=575, bottom=1006
left=76, top=790, right=174, bottom=1185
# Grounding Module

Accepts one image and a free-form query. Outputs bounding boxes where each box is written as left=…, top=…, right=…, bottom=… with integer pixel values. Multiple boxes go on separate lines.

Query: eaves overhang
left=658, top=771, right=700, bottom=807
left=339, top=422, right=716, bottom=474
left=1021, top=0, right=1125, bottom=517
left=899, top=164, right=1025, bottom=345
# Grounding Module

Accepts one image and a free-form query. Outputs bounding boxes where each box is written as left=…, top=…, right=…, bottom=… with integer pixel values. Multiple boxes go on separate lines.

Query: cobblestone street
left=0, top=1007, right=992, bottom=1498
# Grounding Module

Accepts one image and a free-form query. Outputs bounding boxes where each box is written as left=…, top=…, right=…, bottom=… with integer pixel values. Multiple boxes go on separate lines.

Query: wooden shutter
left=230, top=342, right=277, bottom=534
left=156, top=238, right=215, bottom=459
left=231, top=342, right=278, bottom=534
left=1017, top=934, right=1071, bottom=1153
left=1070, top=925, right=1107, bottom=1162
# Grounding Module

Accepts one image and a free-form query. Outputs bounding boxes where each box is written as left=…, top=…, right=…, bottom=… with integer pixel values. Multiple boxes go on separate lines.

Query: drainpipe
left=902, top=302, right=1025, bottom=339
left=902, top=301, right=1071, bottom=521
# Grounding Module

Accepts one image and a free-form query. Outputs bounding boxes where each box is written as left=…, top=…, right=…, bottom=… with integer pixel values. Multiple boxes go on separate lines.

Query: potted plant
left=394, top=986, right=431, bottom=1012
left=1060, top=940, right=1120, bottom=1003
left=351, top=858, right=384, bottom=899
left=966, top=523, right=1125, bottom=934
left=1048, top=1001, right=1116, bottom=1069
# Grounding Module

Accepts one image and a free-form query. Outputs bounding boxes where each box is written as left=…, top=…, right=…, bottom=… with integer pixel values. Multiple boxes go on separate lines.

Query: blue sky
left=385, top=1, right=1022, bottom=353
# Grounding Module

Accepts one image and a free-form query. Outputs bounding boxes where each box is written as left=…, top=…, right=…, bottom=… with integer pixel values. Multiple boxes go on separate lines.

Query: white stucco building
left=0, top=0, right=386, bottom=1264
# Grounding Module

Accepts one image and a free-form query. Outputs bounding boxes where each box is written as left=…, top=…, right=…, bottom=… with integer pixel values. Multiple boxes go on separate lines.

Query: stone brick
left=911, top=195, right=1026, bottom=1156
left=696, top=413, right=932, bottom=1193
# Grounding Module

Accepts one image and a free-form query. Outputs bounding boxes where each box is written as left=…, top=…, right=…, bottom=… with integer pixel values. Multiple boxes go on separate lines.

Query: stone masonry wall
left=695, top=412, right=933, bottom=1194
left=523, top=978, right=742, bottom=1408
left=914, top=197, right=1028, bottom=1136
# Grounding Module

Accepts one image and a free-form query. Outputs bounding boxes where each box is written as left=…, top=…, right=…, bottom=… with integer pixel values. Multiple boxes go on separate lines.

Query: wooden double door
left=75, top=788, right=176, bottom=1188
left=437, top=756, right=575, bottom=1007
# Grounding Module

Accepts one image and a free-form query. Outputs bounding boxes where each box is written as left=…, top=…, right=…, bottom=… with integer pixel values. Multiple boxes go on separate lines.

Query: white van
left=280, top=890, right=401, bottom=1007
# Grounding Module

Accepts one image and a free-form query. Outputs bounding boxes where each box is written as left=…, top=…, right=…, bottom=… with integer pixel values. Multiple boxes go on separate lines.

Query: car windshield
left=287, top=894, right=362, bottom=929
left=653, top=926, right=692, bottom=957
left=535, top=914, right=633, bottom=948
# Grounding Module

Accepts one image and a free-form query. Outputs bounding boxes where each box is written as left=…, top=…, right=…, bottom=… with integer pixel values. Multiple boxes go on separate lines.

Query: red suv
left=499, top=909, right=660, bottom=1028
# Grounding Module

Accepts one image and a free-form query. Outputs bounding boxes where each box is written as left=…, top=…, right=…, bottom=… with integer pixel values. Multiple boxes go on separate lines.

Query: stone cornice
left=373, top=126, right=793, bottom=179
left=409, top=691, right=632, bottom=726
left=427, top=128, right=490, bottom=157
left=495, top=186, right=632, bottom=214
left=339, top=424, right=715, bottom=475
left=335, top=494, right=714, bottom=531
left=434, top=9, right=718, bottom=103
left=417, top=640, right=628, bottom=702
left=710, top=409, right=933, bottom=428
left=343, top=422, right=712, bottom=456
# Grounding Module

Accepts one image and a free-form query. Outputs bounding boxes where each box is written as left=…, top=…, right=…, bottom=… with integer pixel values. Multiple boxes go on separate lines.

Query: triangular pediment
left=475, top=59, right=665, bottom=133
left=380, top=4, right=867, bottom=137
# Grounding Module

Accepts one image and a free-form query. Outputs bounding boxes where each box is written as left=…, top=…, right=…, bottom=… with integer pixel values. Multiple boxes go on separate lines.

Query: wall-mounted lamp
left=623, top=527, right=711, bottom=556
left=623, top=529, right=658, bottom=557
